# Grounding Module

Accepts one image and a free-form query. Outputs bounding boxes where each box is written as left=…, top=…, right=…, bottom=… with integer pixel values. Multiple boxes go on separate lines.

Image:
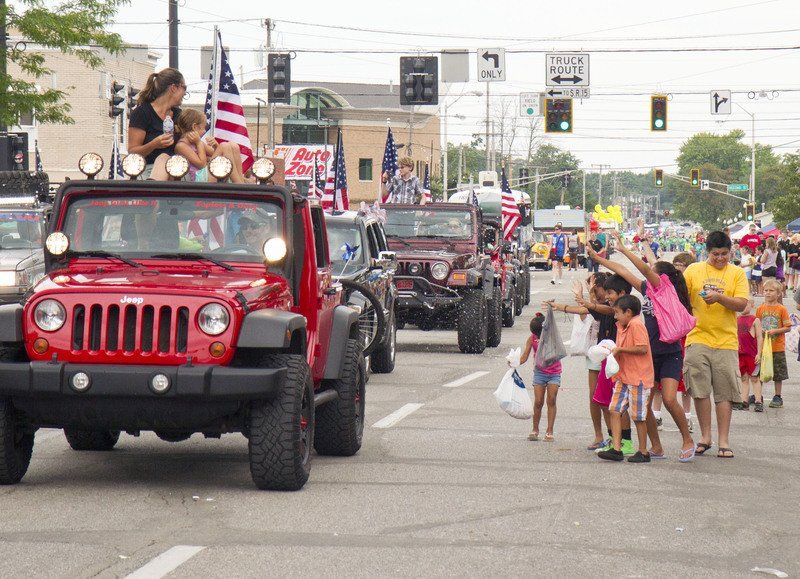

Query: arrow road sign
left=519, top=92, right=542, bottom=117
left=547, top=87, right=590, bottom=99
left=711, top=90, right=731, bottom=115
left=700, top=180, right=710, bottom=190
left=546, top=53, right=590, bottom=87
left=477, top=48, right=506, bottom=82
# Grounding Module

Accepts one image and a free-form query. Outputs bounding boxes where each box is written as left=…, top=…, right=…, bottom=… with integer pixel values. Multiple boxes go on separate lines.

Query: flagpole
left=209, top=27, right=221, bottom=134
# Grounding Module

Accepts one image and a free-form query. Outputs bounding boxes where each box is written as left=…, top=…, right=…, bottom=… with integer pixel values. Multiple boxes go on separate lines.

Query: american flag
left=470, top=186, right=480, bottom=209
left=109, top=140, right=124, bottom=180
left=500, top=167, right=521, bottom=241
left=34, top=140, right=43, bottom=172
left=204, top=32, right=254, bottom=173
left=322, top=129, right=348, bottom=213
left=380, top=127, right=398, bottom=202
left=308, top=152, right=325, bottom=198
left=422, top=163, right=432, bottom=203
left=187, top=216, right=225, bottom=250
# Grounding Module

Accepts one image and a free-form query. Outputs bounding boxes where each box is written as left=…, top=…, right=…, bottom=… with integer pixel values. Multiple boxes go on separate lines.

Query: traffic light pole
left=484, top=83, right=490, bottom=172
left=0, top=0, right=7, bottom=133
left=168, top=0, right=179, bottom=69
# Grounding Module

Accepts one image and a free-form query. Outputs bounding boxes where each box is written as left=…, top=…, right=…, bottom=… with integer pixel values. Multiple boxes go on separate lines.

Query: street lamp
left=255, top=97, right=267, bottom=156
left=442, top=89, right=482, bottom=200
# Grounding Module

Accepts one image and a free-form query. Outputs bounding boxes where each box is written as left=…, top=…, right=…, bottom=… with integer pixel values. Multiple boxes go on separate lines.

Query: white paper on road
left=124, top=545, right=206, bottom=579
left=372, top=403, right=424, bottom=429
left=443, top=371, right=491, bottom=388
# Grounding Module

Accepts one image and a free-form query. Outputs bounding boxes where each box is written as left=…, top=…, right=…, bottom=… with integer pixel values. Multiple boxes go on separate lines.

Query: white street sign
left=477, top=48, right=506, bottom=82
left=700, top=180, right=710, bottom=190
left=545, top=87, right=590, bottom=99
left=711, top=90, right=731, bottom=115
left=519, top=92, right=542, bottom=117
left=546, top=53, right=590, bottom=87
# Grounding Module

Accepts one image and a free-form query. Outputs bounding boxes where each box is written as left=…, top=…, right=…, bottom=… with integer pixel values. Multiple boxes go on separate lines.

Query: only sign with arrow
left=477, top=48, right=506, bottom=82
left=711, top=90, right=731, bottom=115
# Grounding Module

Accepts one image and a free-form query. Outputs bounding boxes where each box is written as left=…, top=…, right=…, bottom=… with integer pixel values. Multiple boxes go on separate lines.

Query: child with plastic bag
left=519, top=311, right=564, bottom=441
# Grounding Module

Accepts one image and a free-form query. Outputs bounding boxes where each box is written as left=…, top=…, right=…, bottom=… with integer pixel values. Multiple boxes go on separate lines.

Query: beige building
left=6, top=38, right=158, bottom=182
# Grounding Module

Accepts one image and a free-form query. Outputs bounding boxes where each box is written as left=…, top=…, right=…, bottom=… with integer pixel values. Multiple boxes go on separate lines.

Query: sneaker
left=749, top=394, right=756, bottom=405
left=598, top=448, right=624, bottom=461
left=769, top=395, right=783, bottom=408
left=558, top=280, right=563, bottom=285
left=741, top=401, right=750, bottom=411
left=627, top=451, right=651, bottom=463
left=731, top=402, right=743, bottom=411
left=620, top=439, right=636, bottom=456
left=754, top=401, right=764, bottom=412
left=550, top=279, right=556, bottom=285
left=656, top=417, right=663, bottom=430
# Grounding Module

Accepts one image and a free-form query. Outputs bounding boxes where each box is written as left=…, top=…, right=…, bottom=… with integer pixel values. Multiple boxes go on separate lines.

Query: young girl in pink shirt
left=520, top=312, right=562, bottom=442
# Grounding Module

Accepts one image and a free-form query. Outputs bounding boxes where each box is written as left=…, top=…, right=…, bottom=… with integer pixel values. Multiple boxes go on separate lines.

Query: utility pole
left=265, top=18, right=276, bottom=150
left=484, top=83, right=490, bottom=172
left=0, top=0, right=7, bottom=132
left=457, top=144, right=463, bottom=186
left=533, top=166, right=540, bottom=212
left=408, top=106, right=414, bottom=157
left=168, top=0, right=179, bottom=69
left=490, top=119, right=495, bottom=172
left=592, top=164, right=610, bottom=207
left=582, top=170, right=586, bottom=212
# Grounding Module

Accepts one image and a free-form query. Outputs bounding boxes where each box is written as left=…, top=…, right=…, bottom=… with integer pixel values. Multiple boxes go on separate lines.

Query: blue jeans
left=586, top=258, right=599, bottom=273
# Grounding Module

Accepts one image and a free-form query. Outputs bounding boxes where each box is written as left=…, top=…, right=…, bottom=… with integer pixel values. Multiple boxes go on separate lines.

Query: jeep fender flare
left=323, top=305, right=360, bottom=380
left=237, top=309, right=307, bottom=353
left=0, top=304, right=24, bottom=343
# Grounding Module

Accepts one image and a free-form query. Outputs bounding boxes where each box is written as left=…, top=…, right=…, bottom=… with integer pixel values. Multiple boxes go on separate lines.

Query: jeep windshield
left=0, top=211, right=44, bottom=250
left=326, top=221, right=365, bottom=274
left=384, top=209, right=473, bottom=239
left=60, top=195, right=283, bottom=264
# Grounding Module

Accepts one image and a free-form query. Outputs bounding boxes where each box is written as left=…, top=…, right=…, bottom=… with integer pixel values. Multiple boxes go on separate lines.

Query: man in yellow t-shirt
left=683, top=231, right=749, bottom=459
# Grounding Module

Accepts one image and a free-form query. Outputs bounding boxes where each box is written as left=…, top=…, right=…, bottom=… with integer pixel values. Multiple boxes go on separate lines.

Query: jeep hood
left=0, top=248, right=40, bottom=270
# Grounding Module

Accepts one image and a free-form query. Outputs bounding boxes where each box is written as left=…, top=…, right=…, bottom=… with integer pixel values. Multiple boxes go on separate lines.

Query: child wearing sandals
left=736, top=299, right=763, bottom=411
left=519, top=313, right=561, bottom=442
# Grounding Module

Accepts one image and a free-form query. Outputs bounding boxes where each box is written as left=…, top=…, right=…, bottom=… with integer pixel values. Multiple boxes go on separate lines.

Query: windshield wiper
left=72, top=250, right=142, bottom=268
left=385, top=235, right=411, bottom=247
left=151, top=253, right=237, bottom=271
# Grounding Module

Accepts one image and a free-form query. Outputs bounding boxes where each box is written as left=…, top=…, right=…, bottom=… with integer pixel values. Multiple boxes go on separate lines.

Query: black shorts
left=762, top=266, right=777, bottom=278
left=653, top=351, right=684, bottom=383
left=552, top=254, right=565, bottom=263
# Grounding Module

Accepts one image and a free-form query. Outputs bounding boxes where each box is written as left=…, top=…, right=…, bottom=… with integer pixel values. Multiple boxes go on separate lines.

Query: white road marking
left=530, top=290, right=542, bottom=295
left=124, top=546, right=206, bottom=579
left=442, top=371, right=491, bottom=388
left=372, top=403, right=424, bottom=429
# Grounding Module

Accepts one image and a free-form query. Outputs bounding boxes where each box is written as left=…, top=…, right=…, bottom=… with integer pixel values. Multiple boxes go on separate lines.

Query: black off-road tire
left=248, top=354, right=314, bottom=491
left=0, top=171, right=49, bottom=197
left=371, top=309, right=396, bottom=374
left=514, top=279, right=525, bottom=316
left=457, top=289, right=488, bottom=354
left=502, top=289, right=516, bottom=328
left=0, top=399, right=33, bottom=485
left=64, top=429, right=120, bottom=451
left=315, top=338, right=365, bottom=456
left=524, top=269, right=531, bottom=305
left=340, top=280, right=386, bottom=357
left=486, top=285, right=503, bottom=348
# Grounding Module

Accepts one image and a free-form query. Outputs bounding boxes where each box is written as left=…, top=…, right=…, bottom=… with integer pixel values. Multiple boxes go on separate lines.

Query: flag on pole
left=422, top=163, right=432, bottom=203
left=204, top=31, right=254, bottom=173
left=380, top=127, right=398, bottom=202
left=323, top=129, right=348, bottom=212
left=500, top=166, right=521, bottom=240
left=34, top=140, right=43, bottom=172
left=308, top=153, right=325, bottom=198
left=109, top=140, right=124, bottom=180
left=470, top=186, right=480, bottom=209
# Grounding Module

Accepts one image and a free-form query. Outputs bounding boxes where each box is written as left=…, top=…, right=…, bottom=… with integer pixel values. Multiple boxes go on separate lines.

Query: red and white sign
left=270, top=145, right=333, bottom=181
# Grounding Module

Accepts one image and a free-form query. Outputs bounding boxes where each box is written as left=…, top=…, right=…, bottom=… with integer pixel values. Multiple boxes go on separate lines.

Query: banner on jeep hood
left=269, top=146, right=333, bottom=181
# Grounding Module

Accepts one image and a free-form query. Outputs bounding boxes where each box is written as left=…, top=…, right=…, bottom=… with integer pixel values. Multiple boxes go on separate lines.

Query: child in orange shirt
left=598, top=295, right=656, bottom=464
left=756, top=279, right=791, bottom=408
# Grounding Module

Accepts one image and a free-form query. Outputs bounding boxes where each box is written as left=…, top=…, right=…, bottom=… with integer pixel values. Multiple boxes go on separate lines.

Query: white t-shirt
left=740, top=254, right=754, bottom=273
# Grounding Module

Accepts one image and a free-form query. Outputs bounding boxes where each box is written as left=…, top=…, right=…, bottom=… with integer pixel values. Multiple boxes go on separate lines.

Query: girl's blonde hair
left=763, top=278, right=783, bottom=292
left=766, top=237, right=778, bottom=251
left=175, top=109, right=206, bottom=140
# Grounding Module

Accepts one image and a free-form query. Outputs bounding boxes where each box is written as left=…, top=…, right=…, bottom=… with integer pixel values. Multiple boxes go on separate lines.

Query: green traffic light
left=656, top=179, right=662, bottom=186
left=560, top=121, right=570, bottom=131
left=527, top=107, right=534, bottom=115
left=654, top=119, right=664, bottom=129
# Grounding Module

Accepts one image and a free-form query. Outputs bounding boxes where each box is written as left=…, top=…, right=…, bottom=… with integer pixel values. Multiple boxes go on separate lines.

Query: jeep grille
left=71, top=304, right=190, bottom=354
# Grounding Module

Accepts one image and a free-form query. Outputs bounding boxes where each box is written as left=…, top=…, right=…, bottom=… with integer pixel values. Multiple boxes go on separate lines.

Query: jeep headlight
left=431, top=262, right=449, bottom=281
left=34, top=299, right=66, bottom=332
left=263, top=237, right=287, bottom=263
left=198, top=303, right=230, bottom=336
left=0, top=271, right=16, bottom=287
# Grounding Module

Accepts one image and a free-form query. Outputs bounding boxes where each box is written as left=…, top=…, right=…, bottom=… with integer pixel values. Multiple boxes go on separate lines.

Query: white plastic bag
left=493, top=348, right=532, bottom=419
left=587, top=339, right=616, bottom=364
left=605, top=353, right=620, bottom=378
left=569, top=315, right=593, bottom=356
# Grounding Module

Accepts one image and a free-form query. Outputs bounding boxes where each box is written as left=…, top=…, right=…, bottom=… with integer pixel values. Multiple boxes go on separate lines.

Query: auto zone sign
left=269, top=145, right=333, bottom=181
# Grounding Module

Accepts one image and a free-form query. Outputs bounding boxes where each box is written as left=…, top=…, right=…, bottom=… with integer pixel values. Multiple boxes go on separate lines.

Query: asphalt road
left=2, top=264, right=799, bottom=578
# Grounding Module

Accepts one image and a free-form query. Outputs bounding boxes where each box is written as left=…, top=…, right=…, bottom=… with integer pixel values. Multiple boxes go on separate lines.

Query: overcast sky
left=109, top=0, right=800, bottom=173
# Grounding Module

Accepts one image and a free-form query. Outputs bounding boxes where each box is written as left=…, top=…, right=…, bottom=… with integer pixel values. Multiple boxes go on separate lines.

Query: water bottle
left=163, top=114, right=174, bottom=138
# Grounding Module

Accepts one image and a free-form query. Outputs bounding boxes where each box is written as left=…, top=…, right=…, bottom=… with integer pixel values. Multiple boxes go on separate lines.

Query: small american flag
left=322, top=129, right=348, bottom=213
left=204, top=32, right=254, bottom=173
left=308, top=152, right=325, bottom=198
left=422, top=163, right=432, bottom=203
left=34, top=140, right=43, bottom=172
left=500, top=167, right=521, bottom=241
left=380, top=127, right=398, bottom=202
left=470, top=187, right=480, bottom=209
left=109, top=140, right=124, bottom=180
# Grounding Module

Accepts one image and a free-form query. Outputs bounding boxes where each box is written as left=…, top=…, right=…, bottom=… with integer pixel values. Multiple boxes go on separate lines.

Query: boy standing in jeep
left=381, top=157, right=427, bottom=205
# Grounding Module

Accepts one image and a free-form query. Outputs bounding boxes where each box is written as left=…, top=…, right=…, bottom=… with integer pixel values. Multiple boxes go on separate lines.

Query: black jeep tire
left=315, top=338, right=365, bottom=456
left=0, top=171, right=49, bottom=197
left=64, top=429, right=120, bottom=451
left=486, top=285, right=503, bottom=348
left=514, top=279, right=525, bottom=316
left=0, top=399, right=33, bottom=485
left=248, top=354, right=314, bottom=490
left=340, top=280, right=386, bottom=357
left=524, top=269, right=531, bottom=305
left=503, top=289, right=516, bottom=328
left=371, top=309, right=396, bottom=374
left=457, top=289, right=488, bottom=354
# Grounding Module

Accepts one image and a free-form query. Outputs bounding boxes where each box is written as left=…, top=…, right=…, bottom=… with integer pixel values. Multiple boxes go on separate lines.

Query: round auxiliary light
left=408, top=263, right=422, bottom=276
left=150, top=373, right=171, bottom=394
left=165, top=154, right=189, bottom=179
left=209, top=342, right=226, bottom=358
left=45, top=232, right=70, bottom=256
left=263, top=237, right=288, bottom=263
left=431, top=261, right=449, bottom=281
left=197, top=303, right=230, bottom=336
left=32, top=338, right=49, bottom=354
left=209, top=156, right=233, bottom=180
left=34, top=299, right=66, bottom=332
left=251, top=157, right=276, bottom=181
left=71, top=372, right=91, bottom=392
left=78, top=153, right=104, bottom=178
left=122, top=153, right=146, bottom=178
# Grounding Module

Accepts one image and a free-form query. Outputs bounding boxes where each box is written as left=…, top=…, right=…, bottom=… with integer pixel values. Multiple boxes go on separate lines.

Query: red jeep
left=0, top=179, right=365, bottom=491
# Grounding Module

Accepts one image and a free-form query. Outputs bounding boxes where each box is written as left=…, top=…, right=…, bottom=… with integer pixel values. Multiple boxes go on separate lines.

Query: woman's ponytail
left=137, top=68, right=185, bottom=104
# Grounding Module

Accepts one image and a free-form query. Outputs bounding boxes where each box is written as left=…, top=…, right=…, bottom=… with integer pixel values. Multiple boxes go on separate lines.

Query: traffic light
left=518, top=167, right=529, bottom=180
left=651, top=95, right=667, bottom=131
left=399, top=56, right=438, bottom=105
left=109, top=81, right=125, bottom=118
left=267, top=53, right=291, bottom=104
left=545, top=98, right=572, bottom=133
left=0, top=132, right=29, bottom=171
left=127, top=86, right=140, bottom=115
left=690, top=168, right=700, bottom=188
left=654, top=168, right=663, bottom=187
left=561, top=173, right=571, bottom=188
left=745, top=202, right=756, bottom=220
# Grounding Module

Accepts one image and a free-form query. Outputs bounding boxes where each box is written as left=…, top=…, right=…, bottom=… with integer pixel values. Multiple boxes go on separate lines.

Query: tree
left=0, top=0, right=126, bottom=127
left=768, top=153, right=800, bottom=227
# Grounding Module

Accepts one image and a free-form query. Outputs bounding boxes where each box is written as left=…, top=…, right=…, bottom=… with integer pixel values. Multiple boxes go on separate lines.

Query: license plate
left=396, top=279, right=414, bottom=290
